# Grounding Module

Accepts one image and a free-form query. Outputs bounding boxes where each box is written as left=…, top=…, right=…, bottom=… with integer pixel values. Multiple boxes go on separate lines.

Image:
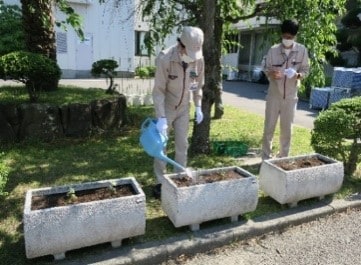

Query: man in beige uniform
left=152, top=26, right=204, bottom=197
left=262, top=20, right=310, bottom=160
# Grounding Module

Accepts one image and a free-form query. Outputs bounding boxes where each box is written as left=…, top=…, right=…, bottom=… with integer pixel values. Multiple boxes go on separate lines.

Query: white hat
left=179, top=26, right=204, bottom=60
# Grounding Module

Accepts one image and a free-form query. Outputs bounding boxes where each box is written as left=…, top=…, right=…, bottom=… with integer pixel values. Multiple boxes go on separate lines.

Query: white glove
left=195, top=106, right=203, bottom=124
left=156, top=117, right=168, bottom=136
left=284, top=68, right=297, bottom=79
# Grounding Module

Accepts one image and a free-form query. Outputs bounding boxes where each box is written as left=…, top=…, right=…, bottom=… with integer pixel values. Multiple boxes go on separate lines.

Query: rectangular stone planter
left=259, top=153, right=344, bottom=207
left=23, top=177, right=146, bottom=260
left=161, top=166, right=259, bottom=231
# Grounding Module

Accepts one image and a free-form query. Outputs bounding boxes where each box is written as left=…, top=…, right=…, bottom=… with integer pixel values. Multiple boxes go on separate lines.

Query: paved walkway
left=222, top=81, right=319, bottom=129
left=59, top=194, right=361, bottom=265
left=163, top=206, right=361, bottom=265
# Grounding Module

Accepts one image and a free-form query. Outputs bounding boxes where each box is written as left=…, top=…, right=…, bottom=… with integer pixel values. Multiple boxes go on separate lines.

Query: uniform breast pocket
left=168, top=75, right=178, bottom=80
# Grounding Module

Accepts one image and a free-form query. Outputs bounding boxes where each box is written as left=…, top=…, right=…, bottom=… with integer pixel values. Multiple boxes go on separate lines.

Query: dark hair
left=281, top=20, right=299, bottom=36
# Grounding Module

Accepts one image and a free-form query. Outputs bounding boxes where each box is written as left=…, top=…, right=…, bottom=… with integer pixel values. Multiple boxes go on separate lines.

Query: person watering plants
left=261, top=19, right=310, bottom=160
left=152, top=26, right=204, bottom=198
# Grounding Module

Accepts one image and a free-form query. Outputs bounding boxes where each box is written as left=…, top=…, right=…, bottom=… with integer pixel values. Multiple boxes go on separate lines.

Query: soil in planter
left=172, top=169, right=246, bottom=187
left=31, top=184, right=136, bottom=210
left=272, top=156, right=331, bottom=171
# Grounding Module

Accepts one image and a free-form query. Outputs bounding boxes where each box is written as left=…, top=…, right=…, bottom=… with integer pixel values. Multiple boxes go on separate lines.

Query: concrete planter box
left=161, top=166, right=259, bottom=231
left=23, top=177, right=146, bottom=260
left=259, top=153, right=344, bottom=207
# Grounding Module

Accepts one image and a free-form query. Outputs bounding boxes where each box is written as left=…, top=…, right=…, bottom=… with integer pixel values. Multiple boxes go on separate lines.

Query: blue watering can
left=140, top=118, right=187, bottom=172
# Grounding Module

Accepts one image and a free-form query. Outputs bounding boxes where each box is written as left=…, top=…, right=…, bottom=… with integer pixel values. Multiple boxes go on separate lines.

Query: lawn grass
left=0, top=85, right=360, bottom=264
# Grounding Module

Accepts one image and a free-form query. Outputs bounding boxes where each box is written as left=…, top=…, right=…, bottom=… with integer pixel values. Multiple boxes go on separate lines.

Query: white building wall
left=4, top=0, right=198, bottom=78
left=57, top=0, right=137, bottom=77
left=4, top=0, right=160, bottom=78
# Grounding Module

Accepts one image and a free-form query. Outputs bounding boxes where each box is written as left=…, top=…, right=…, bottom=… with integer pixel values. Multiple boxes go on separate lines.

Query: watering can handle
left=141, top=117, right=153, bottom=131
left=141, top=117, right=169, bottom=141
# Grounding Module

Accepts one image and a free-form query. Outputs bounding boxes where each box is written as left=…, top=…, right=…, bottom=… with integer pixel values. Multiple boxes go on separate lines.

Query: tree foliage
left=0, top=0, right=25, bottom=56
left=258, top=0, right=346, bottom=90
left=136, top=0, right=346, bottom=154
left=335, top=0, right=361, bottom=66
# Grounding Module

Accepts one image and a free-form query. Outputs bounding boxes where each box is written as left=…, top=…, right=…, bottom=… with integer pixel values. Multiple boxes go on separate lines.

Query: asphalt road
left=163, top=207, right=361, bottom=265
left=222, top=81, right=320, bottom=129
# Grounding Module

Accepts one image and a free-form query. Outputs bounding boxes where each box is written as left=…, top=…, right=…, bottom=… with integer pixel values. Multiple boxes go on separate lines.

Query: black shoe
left=153, top=184, right=161, bottom=199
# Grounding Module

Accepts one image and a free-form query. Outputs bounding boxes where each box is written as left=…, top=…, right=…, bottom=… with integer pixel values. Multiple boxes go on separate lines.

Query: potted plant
left=161, top=166, right=259, bottom=231
left=259, top=153, right=344, bottom=208
left=23, top=177, right=146, bottom=260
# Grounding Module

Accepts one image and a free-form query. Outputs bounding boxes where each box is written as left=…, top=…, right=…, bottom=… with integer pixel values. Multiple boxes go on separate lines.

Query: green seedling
left=107, top=181, right=117, bottom=195
left=66, top=187, right=77, bottom=202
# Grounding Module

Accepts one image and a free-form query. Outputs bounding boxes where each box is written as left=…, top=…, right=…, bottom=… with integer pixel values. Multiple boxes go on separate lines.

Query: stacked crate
left=310, top=67, right=361, bottom=110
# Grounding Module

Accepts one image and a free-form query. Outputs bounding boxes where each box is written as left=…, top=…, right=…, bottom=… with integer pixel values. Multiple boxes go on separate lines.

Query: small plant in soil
left=66, top=187, right=77, bottom=203
left=31, top=184, right=136, bottom=210
left=107, top=181, right=117, bottom=195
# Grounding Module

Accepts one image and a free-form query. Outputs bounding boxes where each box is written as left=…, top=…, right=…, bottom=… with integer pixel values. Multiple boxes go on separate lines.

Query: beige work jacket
left=153, top=44, right=204, bottom=118
left=265, top=42, right=310, bottom=99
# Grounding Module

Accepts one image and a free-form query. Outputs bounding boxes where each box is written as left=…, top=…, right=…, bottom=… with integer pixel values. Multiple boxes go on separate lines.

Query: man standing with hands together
left=262, top=20, right=310, bottom=160
left=152, top=26, right=204, bottom=198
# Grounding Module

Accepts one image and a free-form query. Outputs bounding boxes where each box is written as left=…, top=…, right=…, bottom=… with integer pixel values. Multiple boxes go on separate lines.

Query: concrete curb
left=59, top=193, right=361, bottom=265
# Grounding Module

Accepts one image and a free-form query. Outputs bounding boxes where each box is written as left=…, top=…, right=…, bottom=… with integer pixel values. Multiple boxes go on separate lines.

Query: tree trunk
left=213, top=14, right=224, bottom=120
left=190, top=0, right=223, bottom=155
left=21, top=0, right=58, bottom=91
left=344, top=142, right=360, bottom=176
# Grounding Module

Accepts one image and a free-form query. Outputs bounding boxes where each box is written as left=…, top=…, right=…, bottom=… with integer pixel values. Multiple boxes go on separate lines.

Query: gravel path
left=163, top=208, right=361, bottom=265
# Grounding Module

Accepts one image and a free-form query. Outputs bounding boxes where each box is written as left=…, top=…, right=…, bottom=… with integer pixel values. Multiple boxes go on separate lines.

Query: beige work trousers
left=154, top=104, right=190, bottom=183
left=262, top=96, right=297, bottom=160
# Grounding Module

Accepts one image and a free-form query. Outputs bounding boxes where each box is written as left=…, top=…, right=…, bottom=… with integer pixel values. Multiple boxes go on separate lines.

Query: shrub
left=135, top=66, right=156, bottom=78
left=0, top=153, right=9, bottom=197
left=0, top=51, right=61, bottom=102
left=147, top=65, right=156, bottom=77
left=91, top=59, right=118, bottom=78
left=91, top=59, right=119, bottom=94
left=311, top=97, right=361, bottom=176
left=135, top=66, right=149, bottom=78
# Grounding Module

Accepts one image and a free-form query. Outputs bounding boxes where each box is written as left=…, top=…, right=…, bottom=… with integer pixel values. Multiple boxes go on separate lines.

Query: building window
left=135, top=31, right=149, bottom=56
left=224, top=33, right=239, bottom=54
left=252, top=32, right=271, bottom=66
left=56, top=32, right=67, bottom=54
left=239, top=33, right=251, bottom=64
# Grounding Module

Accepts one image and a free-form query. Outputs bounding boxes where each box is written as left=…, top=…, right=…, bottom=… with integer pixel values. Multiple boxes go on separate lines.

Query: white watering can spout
left=139, top=118, right=188, bottom=173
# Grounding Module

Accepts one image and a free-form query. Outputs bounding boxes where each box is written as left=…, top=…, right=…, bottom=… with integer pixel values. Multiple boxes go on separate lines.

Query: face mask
left=180, top=54, right=194, bottom=63
left=282, top=39, right=294, bottom=47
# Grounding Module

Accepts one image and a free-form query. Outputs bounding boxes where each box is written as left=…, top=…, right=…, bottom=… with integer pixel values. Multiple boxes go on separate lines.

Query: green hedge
left=311, top=96, right=361, bottom=176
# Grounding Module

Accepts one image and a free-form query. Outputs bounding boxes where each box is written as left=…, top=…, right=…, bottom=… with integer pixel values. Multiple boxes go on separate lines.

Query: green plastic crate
left=212, top=140, right=248, bottom=157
